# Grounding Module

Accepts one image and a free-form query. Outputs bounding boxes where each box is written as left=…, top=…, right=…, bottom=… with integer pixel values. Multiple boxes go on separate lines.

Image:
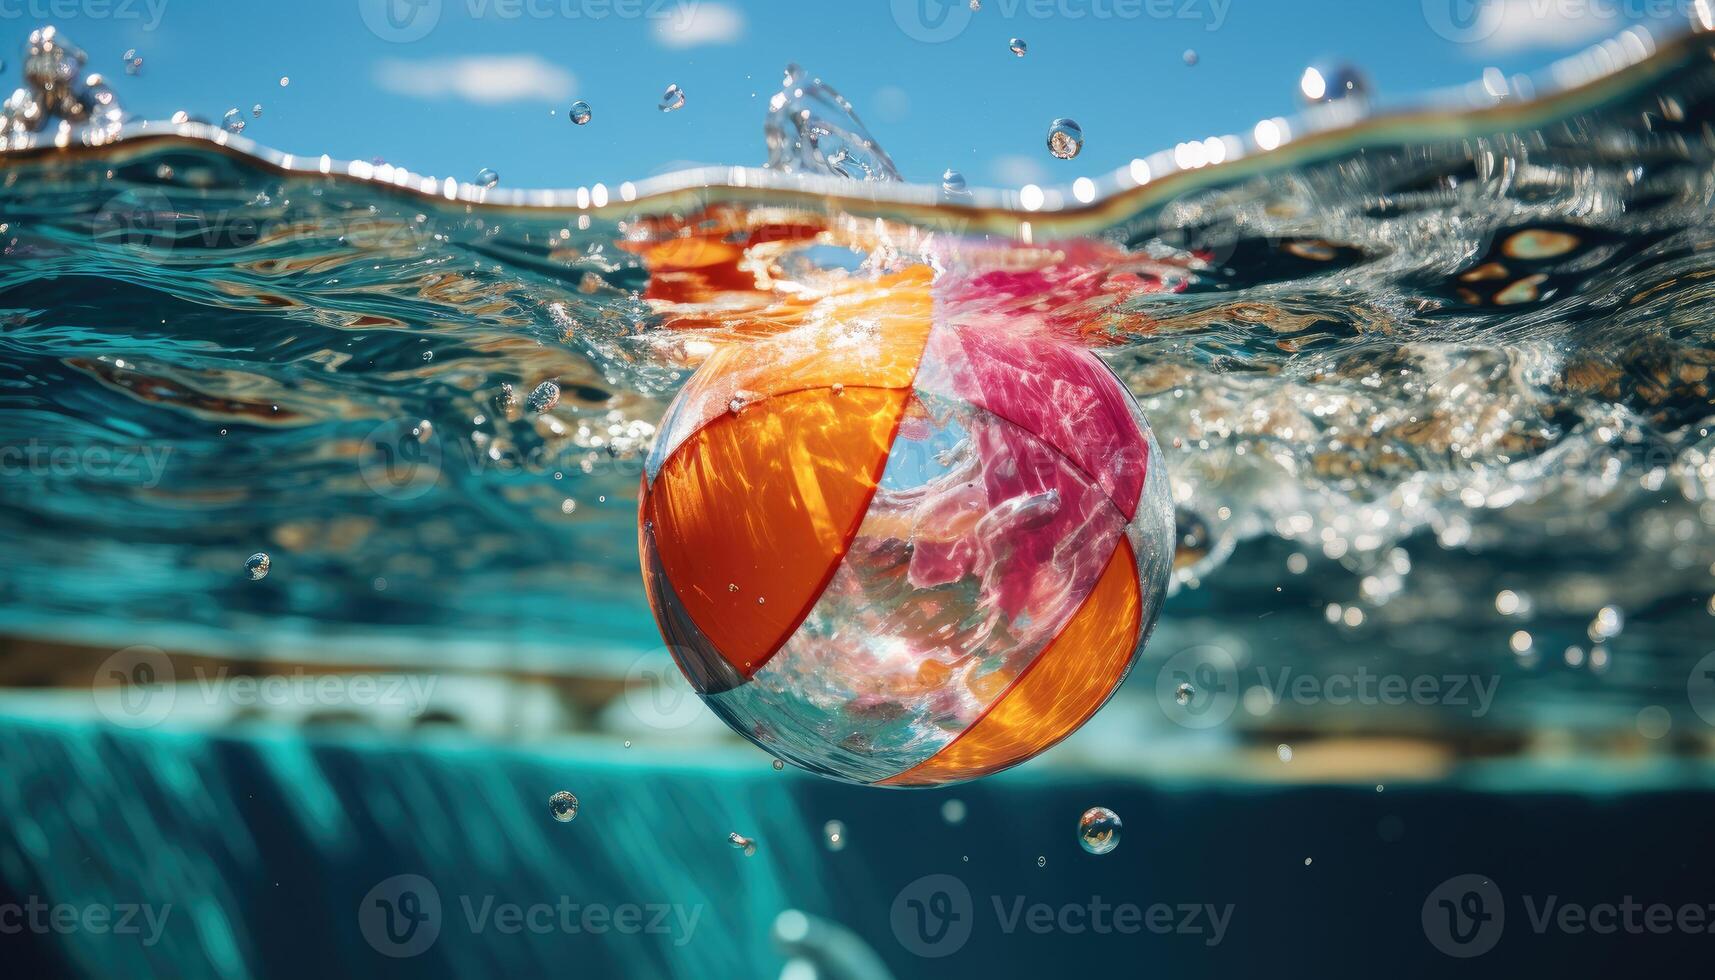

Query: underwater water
left=3, top=18, right=1715, bottom=980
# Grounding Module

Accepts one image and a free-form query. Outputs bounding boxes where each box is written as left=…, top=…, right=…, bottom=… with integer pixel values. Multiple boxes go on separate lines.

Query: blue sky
left=3, top=0, right=1691, bottom=188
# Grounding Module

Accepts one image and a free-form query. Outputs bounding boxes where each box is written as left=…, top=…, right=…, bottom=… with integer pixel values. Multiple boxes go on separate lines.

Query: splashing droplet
left=245, top=553, right=270, bottom=581
left=527, top=380, right=561, bottom=413
left=1299, top=63, right=1369, bottom=104
left=1009, top=38, right=1028, bottom=57
left=1078, top=806, right=1121, bottom=855
left=728, top=832, right=757, bottom=856
left=1174, top=682, right=1195, bottom=706
left=940, top=169, right=967, bottom=193
left=122, top=49, right=142, bottom=75
left=823, top=820, right=846, bottom=851
left=659, top=84, right=685, bottom=113
left=251, top=103, right=263, bottom=119
left=763, top=64, right=899, bottom=181
left=568, top=100, right=592, bottom=125
left=1047, top=118, right=1083, bottom=160
left=278, top=76, right=289, bottom=87
left=549, top=790, right=579, bottom=822
left=476, top=167, right=499, bottom=189
left=221, top=108, right=245, bottom=134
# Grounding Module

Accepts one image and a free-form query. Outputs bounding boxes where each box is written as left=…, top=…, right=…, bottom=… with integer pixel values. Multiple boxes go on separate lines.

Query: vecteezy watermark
left=1424, top=874, right=1715, bottom=957
left=889, top=874, right=1233, bottom=957
left=358, top=419, right=444, bottom=501
left=91, top=647, right=440, bottom=729
left=1423, top=0, right=1697, bottom=45
left=93, top=190, right=443, bottom=254
left=0, top=441, right=172, bottom=489
left=0, top=0, right=169, bottom=30
left=0, top=898, right=172, bottom=947
left=891, top=0, right=1230, bottom=44
left=357, top=0, right=698, bottom=42
left=1154, top=645, right=1500, bottom=727
left=358, top=874, right=703, bottom=957
left=622, top=646, right=706, bottom=730
left=1686, top=650, right=1715, bottom=726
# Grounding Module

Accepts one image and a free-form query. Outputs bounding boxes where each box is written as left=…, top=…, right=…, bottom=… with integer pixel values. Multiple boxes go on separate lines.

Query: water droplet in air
left=1277, top=743, right=1294, bottom=762
left=421, top=350, right=434, bottom=362
left=823, top=820, right=846, bottom=851
left=1009, top=38, right=1027, bottom=57
left=1036, top=855, right=1047, bottom=868
left=1183, top=49, right=1199, bottom=66
left=568, top=100, right=592, bottom=125
left=251, top=103, right=263, bottom=118
left=1175, top=682, right=1195, bottom=706
left=122, top=49, right=142, bottom=75
left=728, top=832, right=757, bottom=856
left=1047, top=118, right=1083, bottom=160
left=659, top=84, right=686, bottom=113
left=279, top=76, right=289, bottom=87
left=772, top=758, right=785, bottom=771
left=941, top=169, right=967, bottom=193
left=969, top=0, right=979, bottom=8
left=245, top=553, right=270, bottom=580
left=527, top=380, right=561, bottom=413
left=623, top=739, right=631, bottom=748
left=942, top=799, right=967, bottom=825
left=1299, top=63, right=1369, bottom=104
left=549, top=790, right=579, bottom=822
left=221, top=109, right=245, bottom=134
left=1078, top=806, right=1121, bottom=855
left=476, top=168, right=499, bottom=189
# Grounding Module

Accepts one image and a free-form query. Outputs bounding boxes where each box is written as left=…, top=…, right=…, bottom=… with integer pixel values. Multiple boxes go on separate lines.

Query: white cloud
left=652, top=2, right=745, bottom=48
left=373, top=55, right=575, bottom=105
left=1476, top=0, right=1627, bottom=53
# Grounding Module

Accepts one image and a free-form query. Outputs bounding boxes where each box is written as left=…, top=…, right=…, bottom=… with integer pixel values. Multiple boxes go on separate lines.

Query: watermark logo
left=92, top=646, right=175, bottom=729
left=1687, top=650, right=1715, bottom=726
left=0, top=898, right=172, bottom=946
left=360, top=874, right=443, bottom=958
left=358, top=875, right=702, bottom=956
left=890, top=874, right=973, bottom=957
left=1154, top=645, right=1239, bottom=729
left=891, top=0, right=975, bottom=42
left=92, top=650, right=440, bottom=730
left=890, top=875, right=1232, bottom=957
left=1155, top=646, right=1501, bottom=727
left=1422, top=0, right=1505, bottom=44
left=359, top=0, right=443, bottom=41
left=621, top=646, right=706, bottom=730
left=893, top=0, right=1230, bottom=43
left=359, top=419, right=443, bottom=501
left=1422, top=874, right=1504, bottom=958
left=0, top=0, right=169, bottom=29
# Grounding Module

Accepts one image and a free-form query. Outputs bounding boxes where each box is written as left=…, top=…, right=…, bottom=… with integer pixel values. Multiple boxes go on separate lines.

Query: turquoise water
left=3, top=21, right=1715, bottom=979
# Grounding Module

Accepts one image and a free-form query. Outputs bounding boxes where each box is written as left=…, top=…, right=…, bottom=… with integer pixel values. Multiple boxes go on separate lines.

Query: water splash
left=763, top=64, right=900, bottom=181
left=1, top=27, right=125, bottom=145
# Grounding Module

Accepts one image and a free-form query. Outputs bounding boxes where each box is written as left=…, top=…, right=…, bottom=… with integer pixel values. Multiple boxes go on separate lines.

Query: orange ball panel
left=644, top=385, right=911, bottom=678
left=878, top=537, right=1144, bottom=786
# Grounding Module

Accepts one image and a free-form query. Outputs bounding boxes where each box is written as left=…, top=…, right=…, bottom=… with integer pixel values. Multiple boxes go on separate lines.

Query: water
left=568, top=100, right=592, bottom=126
left=0, top=29, right=1712, bottom=766
left=548, top=789, right=579, bottom=822
left=1077, top=806, right=1122, bottom=854
left=1046, top=118, right=1083, bottom=160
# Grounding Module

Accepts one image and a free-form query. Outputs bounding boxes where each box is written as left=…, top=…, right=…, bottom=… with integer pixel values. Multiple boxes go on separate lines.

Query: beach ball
left=638, top=269, right=1173, bottom=786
